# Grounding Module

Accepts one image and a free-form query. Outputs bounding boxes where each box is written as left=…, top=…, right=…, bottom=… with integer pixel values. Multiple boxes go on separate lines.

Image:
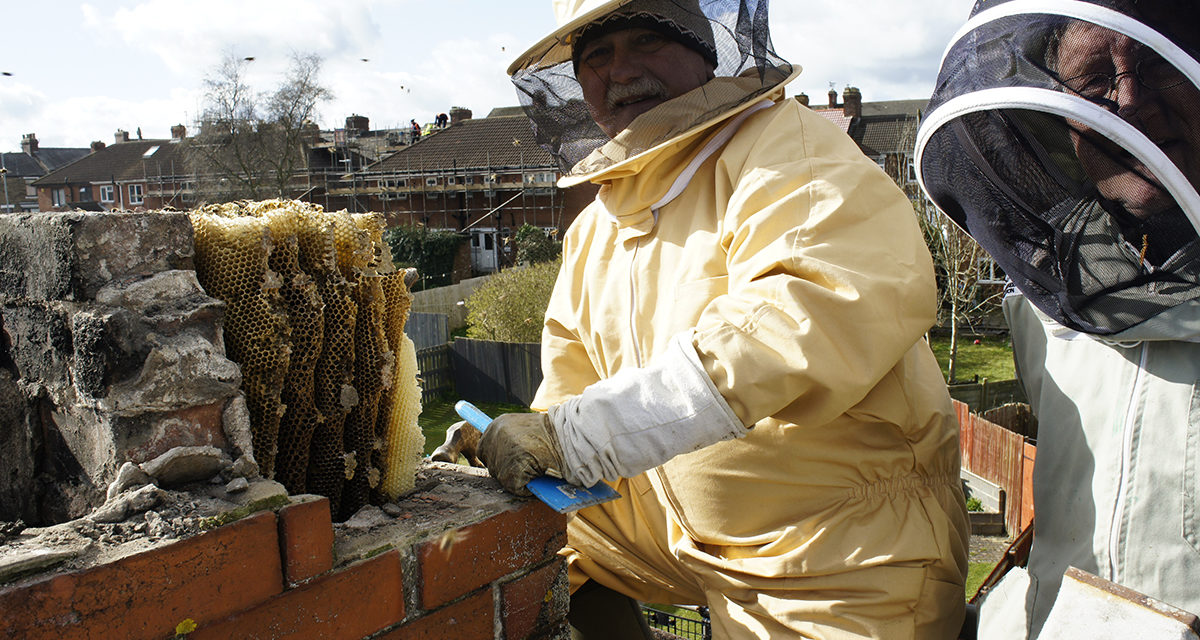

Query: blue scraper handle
left=454, top=400, right=621, bottom=513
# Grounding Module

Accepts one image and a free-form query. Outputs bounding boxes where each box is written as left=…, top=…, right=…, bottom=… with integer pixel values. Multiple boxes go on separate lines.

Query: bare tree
left=189, top=52, right=333, bottom=201
left=897, top=119, right=1004, bottom=382
left=914, top=197, right=1005, bottom=383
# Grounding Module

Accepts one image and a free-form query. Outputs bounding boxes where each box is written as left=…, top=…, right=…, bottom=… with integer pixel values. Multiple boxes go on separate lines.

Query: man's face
left=575, top=27, right=715, bottom=138
left=1057, top=22, right=1200, bottom=218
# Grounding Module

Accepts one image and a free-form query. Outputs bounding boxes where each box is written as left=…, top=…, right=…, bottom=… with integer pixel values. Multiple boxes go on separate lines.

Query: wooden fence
left=405, top=312, right=450, bottom=351
left=415, top=344, right=453, bottom=405
left=955, top=400, right=1036, bottom=535
left=948, top=378, right=1026, bottom=414
left=450, top=338, right=543, bottom=406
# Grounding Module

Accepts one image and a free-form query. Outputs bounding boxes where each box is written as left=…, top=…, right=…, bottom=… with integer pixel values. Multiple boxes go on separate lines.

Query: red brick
left=500, top=559, right=568, bottom=640
left=190, top=550, right=405, bottom=640
left=419, top=500, right=567, bottom=608
left=277, top=496, right=334, bottom=584
left=0, top=511, right=282, bottom=640
left=377, top=590, right=494, bottom=640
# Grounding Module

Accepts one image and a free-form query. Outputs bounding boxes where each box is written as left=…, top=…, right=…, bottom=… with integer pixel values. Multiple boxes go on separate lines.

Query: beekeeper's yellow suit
left=530, top=77, right=969, bottom=639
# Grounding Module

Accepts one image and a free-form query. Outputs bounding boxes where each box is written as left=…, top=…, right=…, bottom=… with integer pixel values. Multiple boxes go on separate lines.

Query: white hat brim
left=507, top=0, right=637, bottom=76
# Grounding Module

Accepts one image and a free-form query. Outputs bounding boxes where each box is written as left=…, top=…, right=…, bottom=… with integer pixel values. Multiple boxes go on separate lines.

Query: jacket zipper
left=1108, top=342, right=1148, bottom=582
left=629, top=237, right=643, bottom=368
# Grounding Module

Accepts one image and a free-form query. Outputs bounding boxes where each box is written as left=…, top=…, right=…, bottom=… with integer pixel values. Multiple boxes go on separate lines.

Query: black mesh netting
left=918, top=0, right=1200, bottom=334
left=510, top=0, right=793, bottom=176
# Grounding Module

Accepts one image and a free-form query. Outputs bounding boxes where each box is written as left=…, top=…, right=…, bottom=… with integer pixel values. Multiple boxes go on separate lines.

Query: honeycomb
left=190, top=207, right=290, bottom=479
left=250, top=201, right=325, bottom=495
left=378, top=269, right=424, bottom=500
left=188, top=200, right=424, bottom=517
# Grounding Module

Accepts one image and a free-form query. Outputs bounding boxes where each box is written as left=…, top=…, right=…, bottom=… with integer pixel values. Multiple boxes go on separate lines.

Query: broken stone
left=381, top=503, right=404, bottom=518
left=225, top=477, right=249, bottom=494
left=0, top=546, right=87, bottom=583
left=218, top=479, right=287, bottom=508
left=143, top=511, right=169, bottom=538
left=106, top=462, right=152, bottom=501
left=140, top=446, right=231, bottom=487
left=127, top=484, right=164, bottom=513
left=230, top=455, right=259, bottom=480
left=221, top=394, right=256, bottom=463
left=89, top=500, right=129, bottom=524
left=89, top=484, right=164, bottom=524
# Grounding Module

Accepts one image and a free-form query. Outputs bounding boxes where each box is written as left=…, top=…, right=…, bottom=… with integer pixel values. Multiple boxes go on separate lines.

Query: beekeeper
left=915, top=0, right=1200, bottom=636
left=469, top=0, right=970, bottom=637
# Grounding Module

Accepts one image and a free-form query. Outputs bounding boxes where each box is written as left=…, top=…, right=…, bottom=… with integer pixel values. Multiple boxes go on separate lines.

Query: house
left=31, top=128, right=192, bottom=212
left=334, top=107, right=598, bottom=273
left=0, top=134, right=90, bottom=213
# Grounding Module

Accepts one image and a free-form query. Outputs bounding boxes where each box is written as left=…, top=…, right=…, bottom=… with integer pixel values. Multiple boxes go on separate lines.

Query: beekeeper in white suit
left=916, top=0, right=1200, bottom=637
left=457, top=0, right=970, bottom=637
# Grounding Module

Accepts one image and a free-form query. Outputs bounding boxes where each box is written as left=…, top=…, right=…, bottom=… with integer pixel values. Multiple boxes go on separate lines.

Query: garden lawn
left=928, top=334, right=1016, bottom=383
left=419, top=396, right=532, bottom=456
left=966, top=562, right=993, bottom=600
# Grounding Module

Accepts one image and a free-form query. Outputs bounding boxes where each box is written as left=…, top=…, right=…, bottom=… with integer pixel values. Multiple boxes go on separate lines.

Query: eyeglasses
left=1062, top=56, right=1188, bottom=100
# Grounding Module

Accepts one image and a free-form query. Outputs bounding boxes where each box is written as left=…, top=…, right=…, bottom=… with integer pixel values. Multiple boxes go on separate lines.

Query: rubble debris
left=106, top=462, right=152, bottom=501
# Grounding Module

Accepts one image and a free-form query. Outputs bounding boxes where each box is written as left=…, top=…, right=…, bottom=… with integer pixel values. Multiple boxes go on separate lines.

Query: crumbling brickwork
left=0, top=212, right=247, bottom=525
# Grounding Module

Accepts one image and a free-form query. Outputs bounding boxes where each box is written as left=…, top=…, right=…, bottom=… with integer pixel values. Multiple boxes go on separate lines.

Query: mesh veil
left=916, top=0, right=1200, bottom=334
left=510, top=0, right=794, bottom=177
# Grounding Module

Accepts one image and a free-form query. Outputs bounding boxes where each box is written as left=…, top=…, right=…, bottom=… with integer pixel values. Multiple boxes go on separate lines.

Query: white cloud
left=772, top=0, right=969, bottom=101
left=83, top=0, right=383, bottom=78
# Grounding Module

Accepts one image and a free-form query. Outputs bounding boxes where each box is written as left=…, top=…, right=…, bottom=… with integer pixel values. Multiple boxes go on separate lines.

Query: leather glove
left=477, top=412, right=565, bottom=496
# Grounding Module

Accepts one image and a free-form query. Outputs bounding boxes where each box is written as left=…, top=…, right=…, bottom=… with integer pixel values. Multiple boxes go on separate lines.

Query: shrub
left=966, top=496, right=984, bottom=512
left=466, top=258, right=561, bottom=342
left=385, top=226, right=465, bottom=291
left=513, top=224, right=562, bottom=265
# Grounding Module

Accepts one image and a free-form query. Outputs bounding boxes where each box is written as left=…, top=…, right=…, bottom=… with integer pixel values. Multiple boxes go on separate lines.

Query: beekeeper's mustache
left=604, top=76, right=670, bottom=112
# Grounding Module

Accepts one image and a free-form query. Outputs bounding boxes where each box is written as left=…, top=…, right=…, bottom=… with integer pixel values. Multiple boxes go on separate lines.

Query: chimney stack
left=171, top=124, right=187, bottom=140
left=797, top=93, right=810, bottom=107
left=20, top=133, right=38, bottom=154
left=449, top=106, right=472, bottom=126
left=828, top=89, right=838, bottom=109
left=115, top=129, right=130, bottom=144
left=90, top=141, right=107, bottom=152
left=842, top=87, right=862, bottom=119
left=345, top=114, right=369, bottom=135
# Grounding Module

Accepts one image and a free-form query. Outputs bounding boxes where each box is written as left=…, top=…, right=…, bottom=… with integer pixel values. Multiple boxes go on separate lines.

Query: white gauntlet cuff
left=548, top=331, right=748, bottom=486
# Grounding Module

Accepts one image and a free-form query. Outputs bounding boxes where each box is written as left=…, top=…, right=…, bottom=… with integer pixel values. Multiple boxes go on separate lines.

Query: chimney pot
left=91, top=141, right=107, bottom=152
left=171, top=124, right=187, bottom=140
left=21, top=133, right=38, bottom=154
left=797, top=93, right=810, bottom=107
left=828, top=90, right=838, bottom=109
left=115, top=129, right=130, bottom=144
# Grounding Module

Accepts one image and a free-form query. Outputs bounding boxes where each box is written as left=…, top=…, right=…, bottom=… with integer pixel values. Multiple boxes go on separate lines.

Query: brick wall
left=0, top=465, right=571, bottom=640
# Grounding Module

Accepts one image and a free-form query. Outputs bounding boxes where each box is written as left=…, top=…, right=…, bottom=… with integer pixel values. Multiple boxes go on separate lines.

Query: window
left=128, top=184, right=144, bottom=205
left=874, top=156, right=887, bottom=172
left=425, top=177, right=439, bottom=187
left=905, top=158, right=918, bottom=184
left=977, top=257, right=1006, bottom=285
left=99, top=185, right=114, bottom=203
left=51, top=188, right=66, bottom=207
left=524, top=171, right=555, bottom=184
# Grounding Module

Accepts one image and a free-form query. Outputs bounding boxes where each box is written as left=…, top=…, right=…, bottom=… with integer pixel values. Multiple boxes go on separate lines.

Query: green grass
left=419, top=395, right=532, bottom=456
left=927, top=334, right=1016, bottom=383
left=966, top=562, right=994, bottom=601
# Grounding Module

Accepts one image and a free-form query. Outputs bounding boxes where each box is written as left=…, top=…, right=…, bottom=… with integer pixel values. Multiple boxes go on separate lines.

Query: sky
left=0, top=0, right=973, bottom=151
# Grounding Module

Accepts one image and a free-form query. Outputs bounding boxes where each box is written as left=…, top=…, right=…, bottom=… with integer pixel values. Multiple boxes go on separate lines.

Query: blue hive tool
left=454, top=400, right=621, bottom=513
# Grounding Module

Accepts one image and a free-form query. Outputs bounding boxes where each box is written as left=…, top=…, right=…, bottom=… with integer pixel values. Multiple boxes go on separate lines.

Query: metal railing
left=641, top=605, right=712, bottom=640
